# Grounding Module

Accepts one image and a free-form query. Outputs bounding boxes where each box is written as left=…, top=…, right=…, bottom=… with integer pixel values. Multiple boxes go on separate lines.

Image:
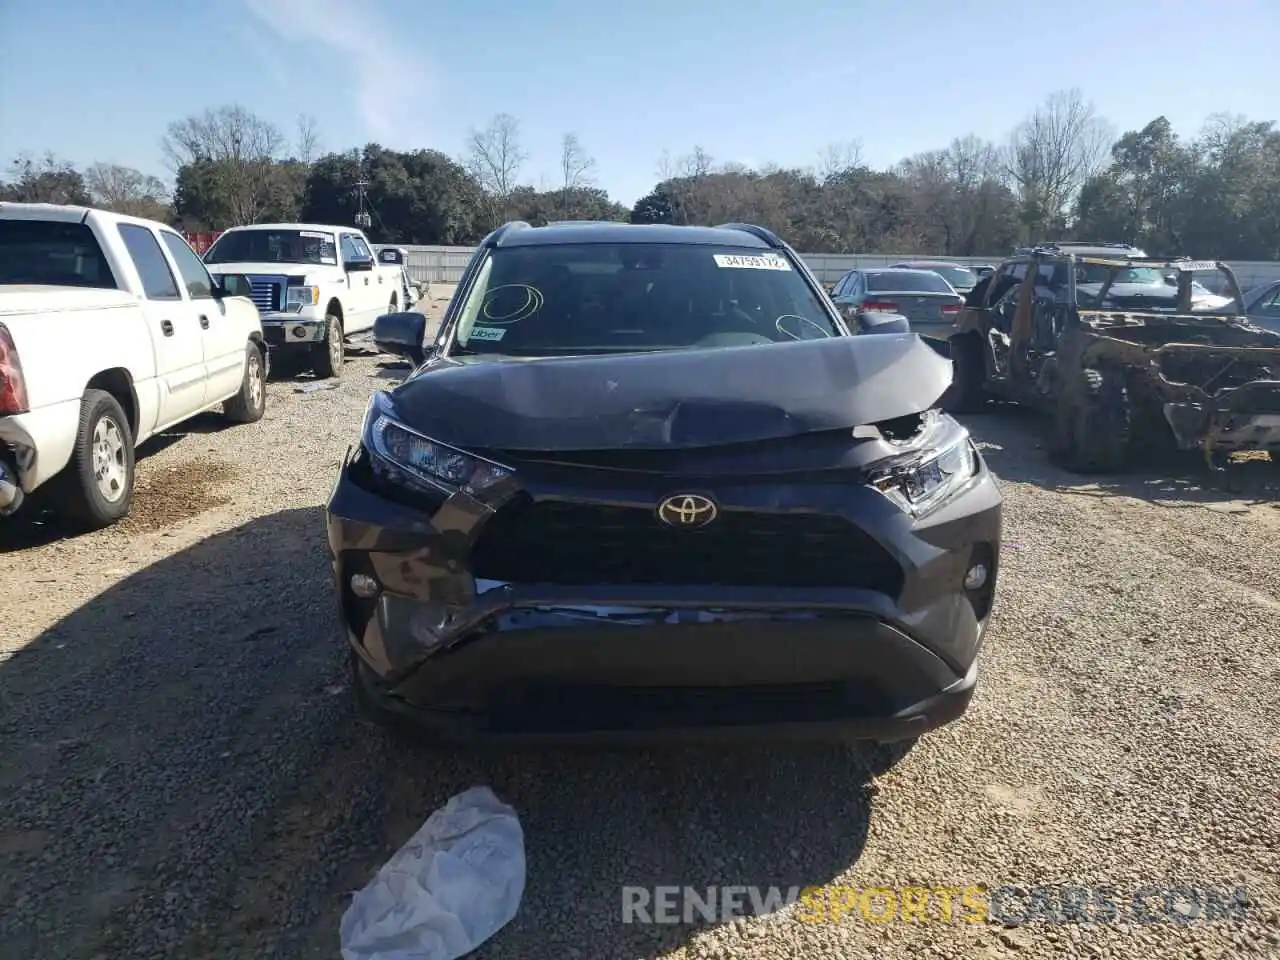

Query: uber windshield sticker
left=713, top=253, right=791, bottom=271
left=468, top=325, right=507, bottom=342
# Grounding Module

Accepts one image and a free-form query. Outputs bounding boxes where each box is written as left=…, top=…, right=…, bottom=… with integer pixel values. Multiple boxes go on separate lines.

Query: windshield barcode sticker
left=713, top=254, right=791, bottom=271
left=300, top=230, right=331, bottom=239
left=468, top=326, right=506, bottom=342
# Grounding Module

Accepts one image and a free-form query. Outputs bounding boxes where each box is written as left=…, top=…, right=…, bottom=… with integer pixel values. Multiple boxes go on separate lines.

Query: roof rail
left=484, top=220, right=531, bottom=247
left=713, top=222, right=782, bottom=248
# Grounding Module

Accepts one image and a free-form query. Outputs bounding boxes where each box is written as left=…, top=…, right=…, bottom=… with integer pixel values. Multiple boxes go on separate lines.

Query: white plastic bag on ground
left=339, top=785, right=526, bottom=960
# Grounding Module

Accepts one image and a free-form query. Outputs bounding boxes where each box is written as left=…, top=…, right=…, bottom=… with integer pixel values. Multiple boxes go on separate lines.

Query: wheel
left=55, top=389, right=135, bottom=530
left=1049, top=365, right=1131, bottom=473
left=222, top=342, right=267, bottom=423
left=938, top=333, right=988, bottom=413
left=311, top=314, right=344, bottom=379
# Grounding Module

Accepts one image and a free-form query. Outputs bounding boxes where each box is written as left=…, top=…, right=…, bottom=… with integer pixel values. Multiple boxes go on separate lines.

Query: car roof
left=863, top=267, right=945, bottom=275
left=222, top=222, right=358, bottom=234
left=890, top=260, right=969, bottom=269
left=493, top=221, right=774, bottom=249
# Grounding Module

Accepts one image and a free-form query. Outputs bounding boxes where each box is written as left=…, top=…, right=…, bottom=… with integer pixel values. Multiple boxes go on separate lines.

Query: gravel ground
left=1, top=325, right=1279, bottom=959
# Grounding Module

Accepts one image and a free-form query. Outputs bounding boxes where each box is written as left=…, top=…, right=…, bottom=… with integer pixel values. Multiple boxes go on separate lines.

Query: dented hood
left=387, top=334, right=954, bottom=452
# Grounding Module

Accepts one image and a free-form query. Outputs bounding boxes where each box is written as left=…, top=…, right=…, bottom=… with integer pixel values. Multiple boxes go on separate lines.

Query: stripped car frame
left=946, top=248, right=1280, bottom=471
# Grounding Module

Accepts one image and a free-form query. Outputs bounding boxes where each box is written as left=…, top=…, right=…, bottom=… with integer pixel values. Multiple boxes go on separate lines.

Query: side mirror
left=345, top=257, right=374, bottom=273
left=374, top=311, right=428, bottom=365
left=214, top=273, right=253, bottom=299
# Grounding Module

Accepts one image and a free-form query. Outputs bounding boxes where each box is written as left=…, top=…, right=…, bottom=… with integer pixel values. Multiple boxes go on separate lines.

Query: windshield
left=866, top=270, right=954, bottom=294
left=204, top=228, right=337, bottom=266
left=451, top=243, right=841, bottom=356
left=1076, top=264, right=1167, bottom=286
left=905, top=264, right=976, bottom=289
left=0, top=220, right=118, bottom=288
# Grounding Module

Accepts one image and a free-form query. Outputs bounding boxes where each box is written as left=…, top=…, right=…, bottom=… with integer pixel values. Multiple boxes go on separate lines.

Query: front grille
left=487, top=680, right=890, bottom=732
left=245, top=274, right=285, bottom=312
left=470, top=498, right=904, bottom=593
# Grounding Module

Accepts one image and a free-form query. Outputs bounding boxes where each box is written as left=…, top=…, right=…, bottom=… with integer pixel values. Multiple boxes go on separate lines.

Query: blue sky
left=2, top=0, right=1277, bottom=207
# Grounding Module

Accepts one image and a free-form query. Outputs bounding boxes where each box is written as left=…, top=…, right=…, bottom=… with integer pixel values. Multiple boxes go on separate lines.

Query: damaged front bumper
left=1163, top=379, right=1280, bottom=454
left=325, top=443, right=1003, bottom=744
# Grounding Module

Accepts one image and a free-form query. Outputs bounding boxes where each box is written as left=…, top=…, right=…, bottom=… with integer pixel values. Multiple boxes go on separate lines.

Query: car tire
left=1049, top=365, right=1131, bottom=473
left=222, top=342, right=267, bottom=423
left=56, top=389, right=135, bottom=530
left=311, top=314, right=344, bottom=379
left=939, top=333, right=988, bottom=413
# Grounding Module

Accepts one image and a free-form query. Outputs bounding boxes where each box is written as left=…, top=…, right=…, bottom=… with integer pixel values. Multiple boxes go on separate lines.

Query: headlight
left=363, top=395, right=513, bottom=496
left=869, top=431, right=979, bottom=516
left=286, top=285, right=320, bottom=310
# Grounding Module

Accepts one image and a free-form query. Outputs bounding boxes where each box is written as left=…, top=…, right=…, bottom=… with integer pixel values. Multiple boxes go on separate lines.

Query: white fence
left=384, top=244, right=1280, bottom=292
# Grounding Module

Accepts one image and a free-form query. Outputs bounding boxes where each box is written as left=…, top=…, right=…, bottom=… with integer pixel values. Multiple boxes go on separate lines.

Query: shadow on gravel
left=960, top=405, right=1280, bottom=507
left=266, top=342, right=376, bottom=382
left=0, top=506, right=877, bottom=960
left=0, top=412, right=239, bottom=553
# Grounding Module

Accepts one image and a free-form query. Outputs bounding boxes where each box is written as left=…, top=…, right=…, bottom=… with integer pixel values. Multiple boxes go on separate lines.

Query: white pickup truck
left=0, top=202, right=266, bottom=530
left=202, top=223, right=403, bottom=378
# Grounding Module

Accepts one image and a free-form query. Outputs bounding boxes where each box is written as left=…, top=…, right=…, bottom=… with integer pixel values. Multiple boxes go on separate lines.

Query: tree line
left=3, top=90, right=1278, bottom=260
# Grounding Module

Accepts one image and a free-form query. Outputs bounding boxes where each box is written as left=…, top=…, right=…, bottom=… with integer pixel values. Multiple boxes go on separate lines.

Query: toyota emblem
left=656, top=493, right=718, bottom=529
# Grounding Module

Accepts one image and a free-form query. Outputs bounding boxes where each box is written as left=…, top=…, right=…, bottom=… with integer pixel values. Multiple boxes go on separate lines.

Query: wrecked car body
left=328, top=220, right=1002, bottom=750
left=943, top=246, right=1280, bottom=471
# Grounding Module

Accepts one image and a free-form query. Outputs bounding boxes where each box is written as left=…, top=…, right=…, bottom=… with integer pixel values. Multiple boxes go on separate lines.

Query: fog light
left=293, top=325, right=307, bottom=338
left=963, top=564, right=988, bottom=591
left=350, top=573, right=379, bottom=598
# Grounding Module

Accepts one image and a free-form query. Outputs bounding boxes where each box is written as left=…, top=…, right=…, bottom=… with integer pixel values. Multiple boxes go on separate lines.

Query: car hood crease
left=388, top=334, right=954, bottom=451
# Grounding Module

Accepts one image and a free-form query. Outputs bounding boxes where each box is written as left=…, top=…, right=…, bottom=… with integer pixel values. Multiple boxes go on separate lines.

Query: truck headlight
left=285, top=285, right=320, bottom=311
left=363, top=394, right=513, bottom=495
left=869, top=431, right=979, bottom=516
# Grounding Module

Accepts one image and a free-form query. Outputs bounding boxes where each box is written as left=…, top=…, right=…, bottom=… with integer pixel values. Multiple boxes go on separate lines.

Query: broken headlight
left=362, top=392, right=513, bottom=496
left=869, top=431, right=978, bottom=516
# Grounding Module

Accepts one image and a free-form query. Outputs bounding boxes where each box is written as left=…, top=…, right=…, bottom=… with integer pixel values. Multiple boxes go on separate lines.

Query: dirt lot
left=2, top=326, right=1279, bottom=959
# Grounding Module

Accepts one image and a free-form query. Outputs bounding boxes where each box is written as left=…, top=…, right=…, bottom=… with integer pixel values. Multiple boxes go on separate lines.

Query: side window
left=340, top=235, right=361, bottom=263
left=160, top=231, right=214, bottom=299
left=831, top=274, right=848, bottom=297
left=1261, top=287, right=1280, bottom=315
left=349, top=235, right=373, bottom=260
left=117, top=224, right=180, bottom=301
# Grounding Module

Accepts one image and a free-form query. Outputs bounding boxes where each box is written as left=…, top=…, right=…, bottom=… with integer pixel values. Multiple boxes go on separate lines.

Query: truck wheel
left=312, top=314, right=344, bottom=379
left=1050, top=366, right=1131, bottom=473
left=56, top=389, right=135, bottom=530
left=939, top=333, right=988, bottom=413
left=223, top=342, right=267, bottom=423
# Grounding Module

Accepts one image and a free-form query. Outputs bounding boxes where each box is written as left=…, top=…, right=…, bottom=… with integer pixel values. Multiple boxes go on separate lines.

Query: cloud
left=243, top=0, right=431, bottom=145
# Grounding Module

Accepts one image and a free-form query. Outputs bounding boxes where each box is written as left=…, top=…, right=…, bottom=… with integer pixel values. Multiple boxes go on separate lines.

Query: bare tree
left=160, top=104, right=288, bottom=224
left=84, top=163, right=170, bottom=217
left=816, top=140, right=864, bottom=181
left=677, top=146, right=715, bottom=179
left=559, top=133, right=596, bottom=192
left=295, top=114, right=321, bottom=164
left=1004, top=89, right=1113, bottom=241
left=465, top=113, right=526, bottom=197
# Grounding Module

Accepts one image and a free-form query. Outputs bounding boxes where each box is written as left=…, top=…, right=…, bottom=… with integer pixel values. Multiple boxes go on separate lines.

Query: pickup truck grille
left=245, top=274, right=286, bottom=313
